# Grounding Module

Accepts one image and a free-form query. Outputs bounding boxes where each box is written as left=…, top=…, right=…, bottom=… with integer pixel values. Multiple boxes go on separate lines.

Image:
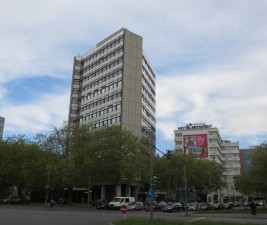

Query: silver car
left=127, top=201, right=144, bottom=211
left=187, top=202, right=199, bottom=211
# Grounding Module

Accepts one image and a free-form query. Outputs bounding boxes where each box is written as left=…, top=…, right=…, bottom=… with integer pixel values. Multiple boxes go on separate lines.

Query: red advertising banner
left=183, top=134, right=208, bottom=158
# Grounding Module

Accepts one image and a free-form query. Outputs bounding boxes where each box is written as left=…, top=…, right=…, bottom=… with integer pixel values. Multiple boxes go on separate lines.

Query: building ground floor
left=29, top=183, right=142, bottom=204
left=17, top=184, right=244, bottom=205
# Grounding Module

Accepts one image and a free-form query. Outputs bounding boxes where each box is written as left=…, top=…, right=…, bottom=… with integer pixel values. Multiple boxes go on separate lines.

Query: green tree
left=35, top=124, right=149, bottom=201
left=89, top=126, right=149, bottom=189
left=154, top=153, right=185, bottom=201
left=154, top=153, right=225, bottom=201
left=0, top=135, right=50, bottom=197
left=235, top=143, right=267, bottom=195
left=187, top=157, right=225, bottom=196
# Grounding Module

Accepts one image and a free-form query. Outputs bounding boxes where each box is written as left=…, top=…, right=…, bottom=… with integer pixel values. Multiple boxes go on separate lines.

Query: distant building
left=0, top=116, right=4, bottom=140
left=68, top=28, right=156, bottom=200
left=239, top=148, right=256, bottom=174
left=174, top=123, right=241, bottom=202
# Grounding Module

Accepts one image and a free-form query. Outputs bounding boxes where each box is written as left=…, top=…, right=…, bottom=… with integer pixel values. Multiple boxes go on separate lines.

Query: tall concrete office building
left=68, top=28, right=156, bottom=198
left=174, top=123, right=241, bottom=203
left=68, top=28, right=156, bottom=142
left=0, top=116, right=5, bottom=140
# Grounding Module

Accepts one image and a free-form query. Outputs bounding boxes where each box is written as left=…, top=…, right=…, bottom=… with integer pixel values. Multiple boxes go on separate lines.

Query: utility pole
left=184, top=162, right=188, bottom=216
left=87, top=174, right=91, bottom=208
left=45, top=164, right=51, bottom=208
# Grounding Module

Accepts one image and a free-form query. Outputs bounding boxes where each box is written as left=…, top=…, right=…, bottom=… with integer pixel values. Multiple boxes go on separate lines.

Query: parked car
left=144, top=203, right=162, bottom=212
left=157, top=201, right=167, bottom=207
left=90, top=199, right=103, bottom=206
left=162, top=202, right=182, bottom=213
left=187, top=202, right=199, bottom=211
left=127, top=201, right=143, bottom=211
left=233, top=201, right=241, bottom=207
left=1, top=196, right=26, bottom=204
left=242, top=201, right=251, bottom=207
left=224, top=202, right=234, bottom=209
left=57, top=197, right=67, bottom=205
left=210, top=202, right=224, bottom=210
left=255, top=200, right=265, bottom=206
left=199, top=202, right=214, bottom=211
left=108, top=197, right=135, bottom=209
left=96, top=201, right=109, bottom=210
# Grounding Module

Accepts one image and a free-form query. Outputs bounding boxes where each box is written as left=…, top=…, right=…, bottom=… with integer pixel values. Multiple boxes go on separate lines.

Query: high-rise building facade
left=239, top=147, right=256, bottom=174
left=68, top=28, right=156, bottom=199
left=174, top=123, right=241, bottom=202
left=68, top=28, right=156, bottom=144
left=0, top=116, right=4, bottom=140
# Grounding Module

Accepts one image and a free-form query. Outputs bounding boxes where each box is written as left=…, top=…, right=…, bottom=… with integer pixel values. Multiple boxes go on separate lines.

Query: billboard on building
left=183, top=134, right=208, bottom=158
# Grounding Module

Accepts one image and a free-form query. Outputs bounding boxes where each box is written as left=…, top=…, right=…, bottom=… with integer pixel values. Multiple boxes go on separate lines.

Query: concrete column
left=126, top=185, right=131, bottom=196
left=101, top=185, right=106, bottom=200
left=116, top=184, right=121, bottom=196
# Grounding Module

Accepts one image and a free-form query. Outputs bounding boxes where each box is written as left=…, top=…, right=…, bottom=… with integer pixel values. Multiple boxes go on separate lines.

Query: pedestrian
left=50, top=199, right=56, bottom=210
left=250, top=201, right=256, bottom=215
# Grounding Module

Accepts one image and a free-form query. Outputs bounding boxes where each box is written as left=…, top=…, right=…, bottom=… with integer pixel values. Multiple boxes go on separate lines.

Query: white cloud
left=1, top=0, right=267, bottom=148
left=156, top=47, right=267, bottom=145
left=1, top=92, right=69, bottom=135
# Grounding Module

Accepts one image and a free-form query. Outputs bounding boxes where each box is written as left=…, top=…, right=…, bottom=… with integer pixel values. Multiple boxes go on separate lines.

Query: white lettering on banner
left=178, top=123, right=212, bottom=131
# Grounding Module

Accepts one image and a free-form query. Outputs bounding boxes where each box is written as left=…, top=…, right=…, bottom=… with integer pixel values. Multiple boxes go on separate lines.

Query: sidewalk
left=190, top=212, right=267, bottom=219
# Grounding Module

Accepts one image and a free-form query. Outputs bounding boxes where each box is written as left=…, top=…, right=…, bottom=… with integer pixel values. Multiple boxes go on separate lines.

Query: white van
left=108, top=197, right=135, bottom=209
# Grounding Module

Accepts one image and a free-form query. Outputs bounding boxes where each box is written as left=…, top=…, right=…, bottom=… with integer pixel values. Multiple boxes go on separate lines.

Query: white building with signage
left=174, top=123, right=241, bottom=202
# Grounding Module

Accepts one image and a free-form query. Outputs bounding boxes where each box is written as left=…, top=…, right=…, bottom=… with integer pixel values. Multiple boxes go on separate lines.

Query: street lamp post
left=87, top=174, right=91, bottom=208
left=149, top=127, right=154, bottom=220
left=45, top=164, right=51, bottom=208
left=183, top=162, right=188, bottom=216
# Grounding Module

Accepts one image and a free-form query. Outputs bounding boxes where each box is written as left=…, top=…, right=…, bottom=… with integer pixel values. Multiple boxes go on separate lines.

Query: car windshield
left=128, top=202, right=135, bottom=205
left=112, top=197, right=121, bottom=202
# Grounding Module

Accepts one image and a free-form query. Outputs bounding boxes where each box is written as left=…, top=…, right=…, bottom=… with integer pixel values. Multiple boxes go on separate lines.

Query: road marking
left=188, top=217, right=206, bottom=223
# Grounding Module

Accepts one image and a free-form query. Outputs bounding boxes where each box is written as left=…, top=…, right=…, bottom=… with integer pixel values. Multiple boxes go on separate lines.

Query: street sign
left=120, top=204, right=127, bottom=214
left=147, top=190, right=155, bottom=199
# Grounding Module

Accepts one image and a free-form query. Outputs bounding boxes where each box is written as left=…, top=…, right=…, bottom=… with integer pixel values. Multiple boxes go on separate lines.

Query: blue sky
left=1, top=0, right=267, bottom=153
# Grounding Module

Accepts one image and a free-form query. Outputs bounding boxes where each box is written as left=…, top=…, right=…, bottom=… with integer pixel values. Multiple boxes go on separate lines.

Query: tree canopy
left=0, top=124, right=150, bottom=199
left=235, top=143, right=267, bottom=195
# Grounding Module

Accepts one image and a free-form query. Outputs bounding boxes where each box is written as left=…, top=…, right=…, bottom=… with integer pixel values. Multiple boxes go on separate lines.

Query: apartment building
left=68, top=28, right=156, bottom=200
left=174, top=123, right=241, bottom=202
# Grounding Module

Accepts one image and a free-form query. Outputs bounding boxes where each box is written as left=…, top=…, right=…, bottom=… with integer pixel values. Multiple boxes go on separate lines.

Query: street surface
left=1, top=204, right=267, bottom=225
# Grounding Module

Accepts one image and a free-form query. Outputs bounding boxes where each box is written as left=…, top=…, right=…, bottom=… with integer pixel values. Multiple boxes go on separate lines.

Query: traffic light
left=165, top=150, right=173, bottom=160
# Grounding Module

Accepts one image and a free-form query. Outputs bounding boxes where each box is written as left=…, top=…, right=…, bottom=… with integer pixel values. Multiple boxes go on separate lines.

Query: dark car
left=57, top=197, right=67, bottom=205
left=1, top=196, right=25, bottom=204
left=96, top=201, right=109, bottom=210
left=91, top=199, right=103, bottom=206
left=162, top=202, right=182, bottom=213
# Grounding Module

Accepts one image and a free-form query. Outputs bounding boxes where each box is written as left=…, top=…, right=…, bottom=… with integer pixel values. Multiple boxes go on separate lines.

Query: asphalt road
left=1, top=204, right=267, bottom=225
